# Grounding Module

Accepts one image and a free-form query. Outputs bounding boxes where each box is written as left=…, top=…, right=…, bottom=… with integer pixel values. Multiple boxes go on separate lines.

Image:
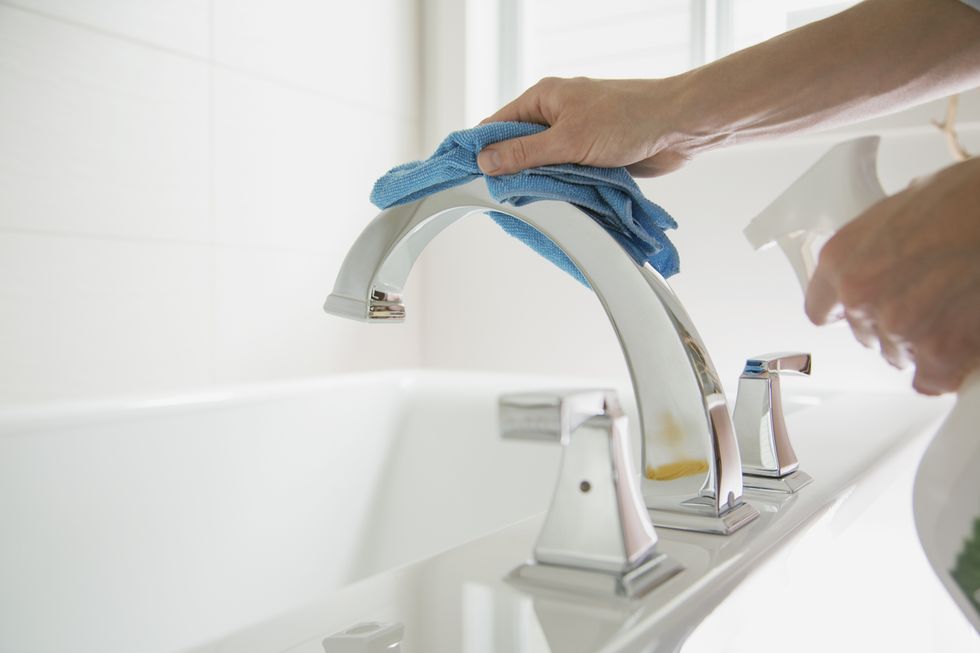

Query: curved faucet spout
left=324, top=179, right=758, bottom=534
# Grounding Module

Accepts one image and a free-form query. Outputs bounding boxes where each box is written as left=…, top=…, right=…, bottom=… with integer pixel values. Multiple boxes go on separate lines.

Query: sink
left=102, top=373, right=962, bottom=653
left=0, top=371, right=567, bottom=653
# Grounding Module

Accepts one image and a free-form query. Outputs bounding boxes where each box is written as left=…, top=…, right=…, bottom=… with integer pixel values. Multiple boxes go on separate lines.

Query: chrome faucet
left=324, top=179, right=758, bottom=534
left=500, top=389, right=682, bottom=597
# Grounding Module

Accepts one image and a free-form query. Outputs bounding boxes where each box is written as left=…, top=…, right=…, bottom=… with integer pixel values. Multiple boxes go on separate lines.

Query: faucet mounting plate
left=648, top=501, right=760, bottom=535
left=744, top=469, right=813, bottom=494
left=507, top=551, right=683, bottom=600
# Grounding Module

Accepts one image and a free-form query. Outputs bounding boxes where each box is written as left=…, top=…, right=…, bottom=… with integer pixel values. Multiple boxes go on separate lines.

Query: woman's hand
left=476, top=76, right=697, bottom=177
left=805, top=157, right=980, bottom=394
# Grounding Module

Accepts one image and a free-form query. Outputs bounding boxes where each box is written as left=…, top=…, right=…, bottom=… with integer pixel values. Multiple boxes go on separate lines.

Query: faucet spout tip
left=324, top=291, right=406, bottom=323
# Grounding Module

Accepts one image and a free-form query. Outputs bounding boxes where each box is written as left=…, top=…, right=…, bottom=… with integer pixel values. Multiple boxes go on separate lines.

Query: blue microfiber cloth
left=370, top=122, right=679, bottom=288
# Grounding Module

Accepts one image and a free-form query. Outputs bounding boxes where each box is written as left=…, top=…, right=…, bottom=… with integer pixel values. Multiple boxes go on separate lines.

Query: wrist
left=656, top=69, right=738, bottom=158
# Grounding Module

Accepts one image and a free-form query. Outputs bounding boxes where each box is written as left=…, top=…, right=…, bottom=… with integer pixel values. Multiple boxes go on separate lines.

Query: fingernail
left=478, top=150, right=500, bottom=174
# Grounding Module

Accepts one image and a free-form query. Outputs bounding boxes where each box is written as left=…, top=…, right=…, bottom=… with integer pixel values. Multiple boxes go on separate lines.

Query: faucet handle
left=743, top=352, right=812, bottom=377
left=733, top=352, right=814, bottom=493
left=499, top=389, right=620, bottom=445
left=499, top=390, right=681, bottom=598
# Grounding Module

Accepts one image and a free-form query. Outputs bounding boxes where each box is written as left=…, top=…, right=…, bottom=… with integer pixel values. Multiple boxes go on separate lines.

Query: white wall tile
left=213, top=245, right=423, bottom=386
left=213, top=69, right=420, bottom=253
left=0, top=6, right=210, bottom=243
left=417, top=216, right=632, bottom=381
left=0, top=1, right=426, bottom=405
left=0, top=0, right=427, bottom=407
left=212, top=0, right=419, bottom=118
left=0, top=233, right=213, bottom=405
left=1, top=0, right=210, bottom=56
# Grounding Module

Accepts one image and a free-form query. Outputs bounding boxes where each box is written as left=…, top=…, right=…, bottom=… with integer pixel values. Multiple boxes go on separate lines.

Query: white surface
left=0, top=0, right=424, bottom=404
left=2, top=0, right=210, bottom=56
left=212, top=69, right=417, bottom=253
left=687, top=405, right=979, bottom=652
left=0, top=5, right=210, bottom=242
left=0, top=373, right=968, bottom=653
left=914, top=370, right=980, bottom=632
left=4, top=0, right=977, bottom=406
left=0, top=371, right=567, bottom=653
left=0, top=232, right=214, bottom=402
left=212, top=0, right=419, bottom=118
left=519, top=0, right=695, bottom=81
left=213, top=247, right=420, bottom=385
left=176, top=380, right=963, bottom=653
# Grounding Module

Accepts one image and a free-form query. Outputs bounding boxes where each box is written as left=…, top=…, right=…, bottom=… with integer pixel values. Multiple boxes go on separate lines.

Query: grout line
left=0, top=0, right=420, bottom=124
left=409, top=0, right=426, bottom=370
left=0, top=226, right=213, bottom=248
left=0, top=0, right=211, bottom=61
left=210, top=60, right=422, bottom=124
left=208, top=0, right=218, bottom=386
left=0, top=225, right=347, bottom=258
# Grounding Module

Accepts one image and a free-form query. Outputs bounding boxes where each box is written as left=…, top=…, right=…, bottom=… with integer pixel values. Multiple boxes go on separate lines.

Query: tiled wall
left=0, top=1, right=424, bottom=405
left=3, top=0, right=976, bottom=405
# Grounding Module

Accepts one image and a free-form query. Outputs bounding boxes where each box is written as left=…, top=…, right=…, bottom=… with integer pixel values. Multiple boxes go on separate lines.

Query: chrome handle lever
left=500, top=390, right=681, bottom=598
left=733, top=352, right=814, bottom=493
left=500, top=389, right=621, bottom=444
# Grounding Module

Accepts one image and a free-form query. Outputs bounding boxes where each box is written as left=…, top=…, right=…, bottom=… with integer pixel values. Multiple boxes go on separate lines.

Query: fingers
left=909, top=315, right=980, bottom=395
left=479, top=81, right=552, bottom=126
left=875, top=325, right=911, bottom=369
left=477, top=129, right=570, bottom=175
left=802, top=157, right=980, bottom=395
left=804, top=269, right=842, bottom=326
left=805, top=243, right=911, bottom=371
left=912, top=359, right=963, bottom=396
left=845, top=309, right=877, bottom=348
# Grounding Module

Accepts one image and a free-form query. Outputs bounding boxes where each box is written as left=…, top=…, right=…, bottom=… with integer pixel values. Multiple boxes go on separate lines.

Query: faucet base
left=648, top=501, right=759, bottom=535
left=507, top=552, right=683, bottom=600
left=743, top=469, right=813, bottom=494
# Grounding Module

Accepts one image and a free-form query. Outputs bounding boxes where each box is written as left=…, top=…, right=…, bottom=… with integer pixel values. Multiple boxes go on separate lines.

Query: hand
left=805, top=157, right=980, bottom=395
left=476, top=76, right=696, bottom=177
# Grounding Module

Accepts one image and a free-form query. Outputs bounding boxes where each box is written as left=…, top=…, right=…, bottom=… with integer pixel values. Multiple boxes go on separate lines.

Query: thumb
left=477, top=130, right=567, bottom=175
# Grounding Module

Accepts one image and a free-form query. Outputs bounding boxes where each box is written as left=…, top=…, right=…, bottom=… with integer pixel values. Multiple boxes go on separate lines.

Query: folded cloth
left=370, top=121, right=679, bottom=287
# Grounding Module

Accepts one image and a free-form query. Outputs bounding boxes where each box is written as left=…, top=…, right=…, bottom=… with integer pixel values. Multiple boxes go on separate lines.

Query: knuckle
left=913, top=363, right=959, bottom=395
left=536, top=76, right=561, bottom=90
left=912, top=332, right=961, bottom=376
left=836, top=274, right=868, bottom=309
left=876, top=303, right=911, bottom=336
left=912, top=373, right=940, bottom=395
left=914, top=333, right=943, bottom=360
left=817, top=226, right=863, bottom=273
left=509, top=138, right=529, bottom=167
left=817, top=234, right=846, bottom=267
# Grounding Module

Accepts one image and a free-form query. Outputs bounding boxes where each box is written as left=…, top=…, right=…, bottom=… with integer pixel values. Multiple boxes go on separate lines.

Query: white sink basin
left=0, top=371, right=559, bottom=653
left=0, top=371, right=971, bottom=653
